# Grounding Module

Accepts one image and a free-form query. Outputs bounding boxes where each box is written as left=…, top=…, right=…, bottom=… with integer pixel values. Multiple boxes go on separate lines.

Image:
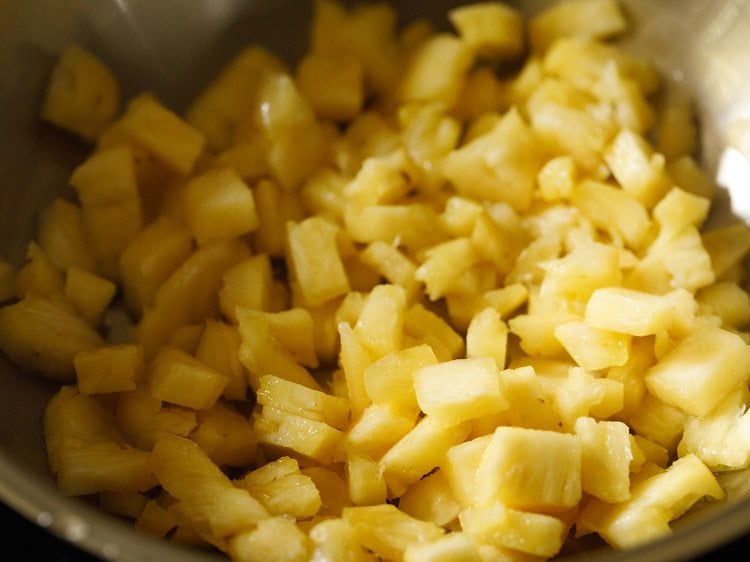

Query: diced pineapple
left=252, top=178, right=306, bottom=257
left=508, top=302, right=579, bottom=359
left=0, top=296, right=102, bottom=381
left=309, top=517, right=376, bottom=562
left=697, top=281, right=750, bottom=329
left=297, top=52, right=364, bottom=121
left=404, top=303, right=465, bottom=361
left=14, top=241, right=65, bottom=301
left=150, top=434, right=268, bottom=538
left=257, top=374, right=350, bottom=430
left=360, top=241, right=420, bottom=297
left=606, top=336, right=654, bottom=420
left=656, top=86, right=697, bottom=159
left=345, top=403, right=417, bottom=460
left=554, top=320, right=630, bottom=371
left=645, top=326, right=750, bottom=417
left=653, top=187, right=711, bottom=238
left=415, top=238, right=481, bottom=301
left=166, top=323, right=204, bottom=354
left=218, top=255, right=274, bottom=322
left=343, top=504, right=445, bottom=562
left=538, top=155, right=577, bottom=202
left=347, top=451, right=388, bottom=506
left=529, top=0, right=627, bottom=53
left=183, top=166, right=259, bottom=245
left=443, top=108, right=543, bottom=212
left=344, top=203, right=445, bottom=252
left=591, top=454, right=724, bottom=548
left=148, top=347, right=229, bottom=410
left=338, top=322, right=375, bottom=417
left=404, top=532, right=481, bottom=562
left=627, top=393, right=687, bottom=452
left=37, top=198, right=96, bottom=273
left=574, top=417, right=632, bottom=503
left=548, top=367, right=624, bottom=429
left=448, top=2, right=523, bottom=61
left=475, top=426, right=582, bottom=512
left=353, top=284, right=407, bottom=357
left=134, top=499, right=179, bottom=538
left=460, top=502, right=568, bottom=558
left=64, top=266, right=116, bottom=326
left=195, top=320, right=248, bottom=401
left=229, top=516, right=312, bottom=562
left=74, top=343, right=144, bottom=395
left=414, top=358, right=507, bottom=424
left=666, top=155, right=716, bottom=200
left=100, top=490, right=148, bottom=520
left=441, top=435, right=493, bottom=509
left=399, top=470, right=460, bottom=527
left=702, top=222, right=750, bottom=280
left=190, top=401, right=256, bottom=467
left=540, top=241, right=621, bottom=303
left=41, top=44, right=119, bottom=141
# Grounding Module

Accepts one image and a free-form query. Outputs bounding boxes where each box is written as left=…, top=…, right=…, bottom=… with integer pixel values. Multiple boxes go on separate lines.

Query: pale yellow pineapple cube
left=666, top=155, right=716, bottom=200
left=253, top=178, right=306, bottom=257
left=359, top=241, right=420, bottom=297
left=190, top=401, right=256, bottom=467
left=398, top=469, right=460, bottom=527
left=398, top=34, right=473, bottom=106
left=702, top=222, right=750, bottom=280
left=343, top=504, right=444, bottom=561
left=442, top=435, right=493, bottom=509
left=344, top=203, right=445, bottom=251
left=13, top=241, right=64, bottom=301
left=134, top=499, right=179, bottom=538
left=493, top=366, right=563, bottom=431
left=300, top=167, right=348, bottom=220
left=236, top=456, right=321, bottom=518
left=415, top=238, right=481, bottom=301
left=548, top=367, right=624, bottom=429
left=148, top=347, right=229, bottom=410
left=364, top=344, right=438, bottom=415
left=414, top=357, right=507, bottom=424
left=37, top=198, right=96, bottom=273
left=344, top=150, right=415, bottom=208
left=554, top=320, right=630, bottom=371
left=574, top=417, right=632, bottom=503
left=460, top=502, right=568, bottom=558
left=249, top=308, right=319, bottom=368
left=287, top=216, right=350, bottom=307
left=380, top=416, right=471, bottom=497
left=212, top=138, right=269, bottom=182
left=475, top=426, right=582, bottom=512
left=538, top=155, right=577, bottom=202
left=626, top=393, right=687, bottom=451
left=116, top=93, right=206, bottom=175
left=606, top=336, right=654, bottom=420
left=296, top=52, right=365, bottom=121
left=697, top=281, right=750, bottom=329
left=309, top=517, right=376, bottom=562
left=440, top=196, right=484, bottom=237
left=338, top=322, right=375, bottom=417
left=592, top=454, right=724, bottom=548
left=645, top=326, right=750, bottom=417
left=150, top=434, right=268, bottom=538
left=0, top=296, right=102, bottom=382
left=119, top=215, right=193, bottom=314
left=345, top=403, right=417, bottom=460
left=64, top=266, right=116, bottom=326
left=448, top=2, right=523, bottom=61
left=218, top=254, right=274, bottom=322
left=254, top=405, right=343, bottom=463
left=404, top=532, right=481, bottom=562
left=229, top=516, right=312, bottom=562
left=114, top=385, right=197, bottom=451
left=404, top=303, right=465, bottom=361
left=347, top=451, right=387, bottom=506
left=301, top=466, right=351, bottom=516
left=443, top=108, right=543, bottom=212
left=167, top=323, right=204, bottom=354
left=593, top=60, right=655, bottom=133
left=41, top=44, right=120, bottom=141
left=135, top=239, right=249, bottom=357
left=74, top=343, right=144, bottom=395
left=540, top=241, right=621, bottom=303
left=508, top=300, right=579, bottom=359
left=257, top=374, right=349, bottom=430
left=353, top=284, right=407, bottom=357
left=195, top=320, right=248, bottom=401
left=183, top=166, right=259, bottom=245
left=529, top=0, right=627, bottom=53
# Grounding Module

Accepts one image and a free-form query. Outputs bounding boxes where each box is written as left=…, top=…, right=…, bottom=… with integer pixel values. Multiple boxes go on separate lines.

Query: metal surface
left=1, top=1, right=750, bottom=561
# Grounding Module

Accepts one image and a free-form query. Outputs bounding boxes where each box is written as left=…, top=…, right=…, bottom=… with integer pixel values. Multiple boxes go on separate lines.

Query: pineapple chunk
left=183, top=166, right=259, bottom=245
left=100, top=490, right=148, bottom=520
left=195, top=320, right=248, bottom=402
left=74, top=343, right=144, bottom=395
left=134, top=499, right=179, bottom=538
left=347, top=451, right=388, bottom=506
left=627, top=393, right=687, bottom=451
left=343, top=504, right=444, bottom=562
left=702, top=222, right=750, bottom=280
left=13, top=241, right=64, bottom=301
left=697, top=281, right=750, bottom=329
left=448, top=2, right=524, bottom=61
left=64, top=266, right=116, bottom=326
left=666, top=155, right=716, bottom=200
left=413, top=358, right=507, bottom=424
left=443, top=108, right=543, bottom=212
left=353, top=284, right=407, bottom=357
left=344, top=203, right=445, bottom=252
left=0, top=296, right=102, bottom=381
left=404, top=303, right=465, bottom=361
left=645, top=326, right=750, bottom=417
left=229, top=516, right=312, bottom=562
left=338, top=321, right=375, bottom=418
left=218, top=255, right=274, bottom=322
left=554, top=320, right=630, bottom=371
left=539, top=241, right=621, bottom=303
left=415, top=238, right=481, bottom=301
left=309, top=517, right=376, bottom=562
left=254, top=178, right=306, bottom=257
left=345, top=403, right=417, bottom=460
left=442, top=435, right=493, bottom=509
left=41, top=43, right=119, bottom=141
left=404, top=532, right=481, bottom=562
left=190, top=401, right=256, bottom=467
left=150, top=434, right=268, bottom=538
left=37, top=198, right=96, bottom=273
left=464, top=308, right=508, bottom=371
left=398, top=470, right=460, bottom=527
left=538, top=155, right=577, bottom=202
left=475, top=426, right=582, bottom=512
left=460, top=502, right=568, bottom=558
left=244, top=308, right=318, bottom=368
left=574, top=417, right=632, bottom=503
left=547, top=367, right=624, bottom=429
left=301, top=466, right=351, bottom=516
left=359, top=241, right=420, bottom=300
left=297, top=52, right=365, bottom=121
left=494, top=366, right=563, bottom=431
left=148, top=347, right=229, bottom=410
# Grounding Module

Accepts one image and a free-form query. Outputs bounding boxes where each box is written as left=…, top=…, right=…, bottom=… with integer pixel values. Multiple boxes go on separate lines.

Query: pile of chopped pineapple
left=2, top=0, right=750, bottom=560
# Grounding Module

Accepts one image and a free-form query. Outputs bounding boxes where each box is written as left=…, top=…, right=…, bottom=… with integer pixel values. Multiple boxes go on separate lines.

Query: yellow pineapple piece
left=538, top=155, right=577, bottom=203
left=475, top=426, right=582, bottom=512
left=74, top=343, right=144, bottom=395
left=167, top=323, right=204, bottom=354
left=466, top=308, right=508, bottom=370
left=228, top=516, right=312, bottom=562
left=529, top=0, right=627, bottom=53
left=190, top=401, right=256, bottom=467
left=415, top=238, right=481, bottom=301
left=554, top=320, right=630, bottom=371
left=150, top=434, right=268, bottom=538
left=257, top=374, right=350, bottom=430
left=99, top=490, right=148, bottom=520
left=347, top=451, right=387, bottom=506
left=114, top=385, right=196, bottom=451
left=404, top=532, right=481, bottom=562
left=448, top=2, right=523, bottom=61
left=540, top=241, right=621, bottom=303
left=345, top=403, right=417, bottom=460
left=460, top=502, right=568, bottom=558
left=134, top=499, right=179, bottom=538
left=41, top=44, right=119, bottom=141
left=297, top=52, right=365, bottom=121
left=183, top=166, right=259, bottom=245
left=442, top=435, right=493, bottom=510
left=246, top=308, right=318, bottom=368
left=404, top=303, right=465, bottom=362
left=353, top=284, right=407, bottom=357
left=398, top=469, right=460, bottom=527
left=236, top=456, right=322, bottom=518
left=301, top=466, right=351, bottom=516
left=645, top=325, right=750, bottom=417
left=64, top=266, right=116, bottom=326
left=574, top=417, right=632, bottom=503
left=443, top=108, right=543, bottom=212
left=148, top=347, right=229, bottom=410
left=344, top=150, right=415, bottom=208
left=627, top=393, right=687, bottom=452
left=135, top=239, right=249, bottom=357
left=287, top=216, right=350, bottom=307
left=440, top=196, right=483, bottom=237
left=195, top=320, right=248, bottom=402
left=360, top=241, right=420, bottom=298
left=309, top=517, right=376, bottom=562
left=414, top=358, right=507, bottom=425
left=0, top=296, right=102, bottom=382
left=508, top=299, right=579, bottom=359
left=364, top=344, right=438, bottom=415
left=13, top=241, right=64, bottom=301
left=343, top=504, right=444, bottom=562
left=698, top=281, right=750, bottom=329
left=218, top=255, right=274, bottom=322
left=380, top=416, right=471, bottom=498
left=338, top=322, right=375, bottom=417
left=666, top=155, right=716, bottom=200
left=344, top=202, right=445, bottom=252
left=37, top=198, right=96, bottom=273
left=212, top=138, right=269, bottom=182
left=547, top=367, right=624, bottom=429
left=253, top=178, right=306, bottom=257
left=606, top=336, right=654, bottom=420
left=300, top=167, right=348, bottom=220
left=592, top=59, right=655, bottom=133
left=702, top=222, right=750, bottom=280
left=492, top=366, right=563, bottom=431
